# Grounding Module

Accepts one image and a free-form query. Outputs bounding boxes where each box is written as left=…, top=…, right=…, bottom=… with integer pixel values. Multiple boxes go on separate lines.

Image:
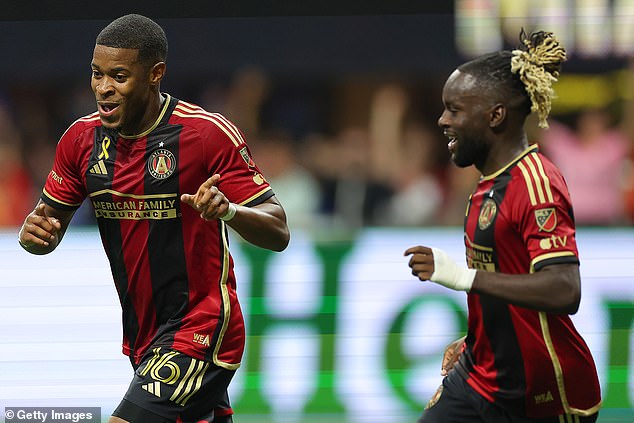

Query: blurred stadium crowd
left=1, top=65, right=634, bottom=230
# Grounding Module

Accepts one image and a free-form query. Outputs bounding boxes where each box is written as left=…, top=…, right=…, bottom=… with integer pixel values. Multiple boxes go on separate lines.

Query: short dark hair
left=458, top=30, right=566, bottom=128
left=96, top=14, right=168, bottom=67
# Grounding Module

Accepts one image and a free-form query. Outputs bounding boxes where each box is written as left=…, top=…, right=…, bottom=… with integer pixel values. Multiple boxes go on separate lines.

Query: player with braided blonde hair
left=511, top=29, right=567, bottom=128
left=405, top=30, right=601, bottom=422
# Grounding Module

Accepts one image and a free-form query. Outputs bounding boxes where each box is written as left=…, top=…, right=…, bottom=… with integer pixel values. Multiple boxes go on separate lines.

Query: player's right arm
left=19, top=200, right=76, bottom=255
left=19, top=118, right=92, bottom=255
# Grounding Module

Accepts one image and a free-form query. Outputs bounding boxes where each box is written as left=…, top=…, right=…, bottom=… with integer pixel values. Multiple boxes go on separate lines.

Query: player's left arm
left=226, top=195, right=289, bottom=252
left=181, top=174, right=289, bottom=252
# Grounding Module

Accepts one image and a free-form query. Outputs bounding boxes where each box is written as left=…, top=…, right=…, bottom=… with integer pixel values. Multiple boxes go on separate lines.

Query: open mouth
left=443, top=130, right=458, bottom=151
left=98, top=102, right=120, bottom=117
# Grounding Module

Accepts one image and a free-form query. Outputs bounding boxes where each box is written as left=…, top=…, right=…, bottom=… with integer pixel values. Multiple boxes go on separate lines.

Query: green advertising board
left=0, top=228, right=632, bottom=422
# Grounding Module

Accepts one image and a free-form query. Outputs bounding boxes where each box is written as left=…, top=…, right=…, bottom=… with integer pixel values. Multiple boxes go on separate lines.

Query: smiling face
left=91, top=44, right=161, bottom=135
left=437, top=70, right=494, bottom=170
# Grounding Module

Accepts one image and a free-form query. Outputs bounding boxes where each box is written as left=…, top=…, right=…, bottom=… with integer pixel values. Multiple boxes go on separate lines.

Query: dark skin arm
left=471, top=263, right=581, bottom=314
left=225, top=197, right=289, bottom=251
left=405, top=245, right=581, bottom=314
left=18, top=200, right=76, bottom=255
left=20, top=175, right=289, bottom=254
left=181, top=174, right=290, bottom=252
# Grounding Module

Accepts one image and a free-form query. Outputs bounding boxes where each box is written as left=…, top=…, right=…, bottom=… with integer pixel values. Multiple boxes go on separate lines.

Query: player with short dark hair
left=95, top=14, right=168, bottom=66
left=18, top=14, right=290, bottom=423
left=405, top=30, right=601, bottom=422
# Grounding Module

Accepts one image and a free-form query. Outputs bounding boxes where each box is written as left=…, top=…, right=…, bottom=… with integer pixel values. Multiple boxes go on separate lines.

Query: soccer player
left=18, top=14, right=290, bottom=423
left=404, top=30, right=602, bottom=422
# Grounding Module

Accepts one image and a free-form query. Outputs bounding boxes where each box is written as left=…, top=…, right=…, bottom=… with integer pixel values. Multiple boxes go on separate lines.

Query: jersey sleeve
left=202, top=113, right=274, bottom=207
left=41, top=123, right=88, bottom=210
left=513, top=153, right=579, bottom=272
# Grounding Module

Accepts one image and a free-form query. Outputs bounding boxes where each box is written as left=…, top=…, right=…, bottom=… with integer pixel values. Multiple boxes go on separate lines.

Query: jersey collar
left=119, top=93, right=172, bottom=140
left=481, top=144, right=539, bottom=181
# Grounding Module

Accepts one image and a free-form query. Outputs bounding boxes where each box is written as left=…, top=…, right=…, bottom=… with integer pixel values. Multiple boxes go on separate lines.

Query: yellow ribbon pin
left=98, top=137, right=111, bottom=160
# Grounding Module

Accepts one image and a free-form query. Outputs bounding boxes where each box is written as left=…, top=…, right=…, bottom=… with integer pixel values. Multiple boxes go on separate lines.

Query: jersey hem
left=568, top=401, right=602, bottom=416
left=122, top=344, right=242, bottom=369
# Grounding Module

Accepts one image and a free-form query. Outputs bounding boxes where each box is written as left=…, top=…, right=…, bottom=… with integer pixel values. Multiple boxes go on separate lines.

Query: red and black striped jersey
left=455, top=145, right=601, bottom=418
left=42, top=95, right=274, bottom=370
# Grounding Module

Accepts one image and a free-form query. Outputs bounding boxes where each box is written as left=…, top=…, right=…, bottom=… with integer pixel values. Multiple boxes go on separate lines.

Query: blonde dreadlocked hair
left=511, top=30, right=567, bottom=128
left=458, top=29, right=566, bottom=129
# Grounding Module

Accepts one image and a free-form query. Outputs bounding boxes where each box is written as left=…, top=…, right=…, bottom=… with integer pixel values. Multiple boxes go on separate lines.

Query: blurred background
left=0, top=1, right=633, bottom=422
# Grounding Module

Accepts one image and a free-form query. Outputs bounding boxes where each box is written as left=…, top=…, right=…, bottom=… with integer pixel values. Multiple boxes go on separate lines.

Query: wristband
left=219, top=203, right=237, bottom=221
left=430, top=247, right=477, bottom=292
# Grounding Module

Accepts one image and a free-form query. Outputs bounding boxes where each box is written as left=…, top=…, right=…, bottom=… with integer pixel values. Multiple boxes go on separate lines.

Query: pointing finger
left=181, top=193, right=195, bottom=205
left=201, top=174, right=221, bottom=189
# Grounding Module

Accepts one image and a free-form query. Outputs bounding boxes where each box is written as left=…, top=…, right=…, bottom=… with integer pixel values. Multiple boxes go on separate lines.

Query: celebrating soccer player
left=405, top=30, right=602, bottom=423
left=18, top=14, right=289, bottom=423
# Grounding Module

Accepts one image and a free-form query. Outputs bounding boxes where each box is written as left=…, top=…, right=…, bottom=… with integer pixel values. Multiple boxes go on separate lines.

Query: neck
left=120, top=91, right=164, bottom=137
left=478, top=132, right=529, bottom=176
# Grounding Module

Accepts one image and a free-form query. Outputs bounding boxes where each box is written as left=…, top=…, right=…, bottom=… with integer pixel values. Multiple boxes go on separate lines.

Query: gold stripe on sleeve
left=516, top=162, right=537, bottom=206
left=42, top=188, right=82, bottom=207
left=530, top=251, right=576, bottom=271
left=175, top=101, right=245, bottom=143
left=238, top=187, right=273, bottom=206
left=211, top=112, right=246, bottom=145
left=531, top=153, right=554, bottom=202
left=523, top=157, right=546, bottom=204
left=172, top=110, right=241, bottom=147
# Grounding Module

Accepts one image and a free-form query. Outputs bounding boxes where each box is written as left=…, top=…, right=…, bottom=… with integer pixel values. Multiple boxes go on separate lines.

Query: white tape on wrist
left=219, top=203, right=237, bottom=221
left=430, top=247, right=476, bottom=292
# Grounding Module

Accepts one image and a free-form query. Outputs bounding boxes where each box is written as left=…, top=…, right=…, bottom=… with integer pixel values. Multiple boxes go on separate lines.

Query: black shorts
left=419, top=371, right=599, bottom=423
left=112, top=346, right=236, bottom=423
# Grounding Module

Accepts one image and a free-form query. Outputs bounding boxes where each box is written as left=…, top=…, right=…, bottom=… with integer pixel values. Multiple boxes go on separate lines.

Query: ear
left=149, top=62, right=166, bottom=86
left=489, top=103, right=506, bottom=129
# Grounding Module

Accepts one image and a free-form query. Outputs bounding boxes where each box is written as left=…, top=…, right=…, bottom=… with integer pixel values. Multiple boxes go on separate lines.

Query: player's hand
left=404, top=245, right=435, bottom=280
left=19, top=203, right=62, bottom=248
left=404, top=245, right=476, bottom=291
left=441, top=336, right=466, bottom=376
left=181, top=174, right=235, bottom=221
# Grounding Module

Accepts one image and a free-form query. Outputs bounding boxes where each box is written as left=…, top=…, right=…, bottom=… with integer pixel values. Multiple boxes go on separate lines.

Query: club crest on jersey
left=535, top=208, right=557, bottom=232
left=478, top=198, right=497, bottom=230
left=148, top=149, right=176, bottom=179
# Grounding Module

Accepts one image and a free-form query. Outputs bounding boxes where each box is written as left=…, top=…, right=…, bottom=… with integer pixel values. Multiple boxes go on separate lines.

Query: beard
left=451, top=136, right=489, bottom=169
